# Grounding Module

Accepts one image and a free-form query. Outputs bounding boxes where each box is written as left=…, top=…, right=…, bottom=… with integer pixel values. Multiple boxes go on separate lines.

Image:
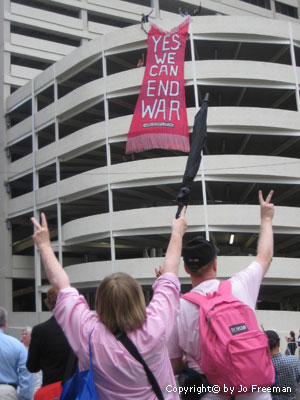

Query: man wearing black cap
left=265, top=330, right=300, bottom=400
left=168, top=190, right=275, bottom=400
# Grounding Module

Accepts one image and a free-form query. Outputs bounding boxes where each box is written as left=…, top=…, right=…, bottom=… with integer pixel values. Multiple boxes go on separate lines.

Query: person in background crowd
left=179, top=5, right=201, bottom=17
left=137, top=53, right=145, bottom=67
left=297, top=330, right=300, bottom=359
left=286, top=331, right=297, bottom=355
left=192, top=7, right=201, bottom=16
left=30, top=208, right=187, bottom=399
left=179, top=8, right=191, bottom=17
left=21, top=327, right=42, bottom=397
left=0, top=307, right=33, bottom=400
left=141, top=9, right=153, bottom=29
left=26, top=288, right=77, bottom=389
left=22, top=327, right=31, bottom=349
left=265, top=330, right=300, bottom=400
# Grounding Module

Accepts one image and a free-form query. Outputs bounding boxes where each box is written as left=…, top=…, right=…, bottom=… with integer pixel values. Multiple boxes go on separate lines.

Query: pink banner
left=126, top=19, right=191, bottom=154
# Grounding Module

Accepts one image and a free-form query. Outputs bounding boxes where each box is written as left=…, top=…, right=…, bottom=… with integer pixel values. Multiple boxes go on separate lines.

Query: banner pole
left=189, top=24, right=209, bottom=240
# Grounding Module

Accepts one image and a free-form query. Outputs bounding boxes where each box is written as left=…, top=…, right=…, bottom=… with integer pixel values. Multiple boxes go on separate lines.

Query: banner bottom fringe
left=126, top=134, right=190, bottom=154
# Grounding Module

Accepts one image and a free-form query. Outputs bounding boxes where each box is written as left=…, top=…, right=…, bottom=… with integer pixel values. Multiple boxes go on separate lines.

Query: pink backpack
left=182, top=280, right=275, bottom=394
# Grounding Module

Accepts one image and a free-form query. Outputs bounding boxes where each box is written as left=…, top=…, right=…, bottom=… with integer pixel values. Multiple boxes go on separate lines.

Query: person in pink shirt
left=168, top=190, right=275, bottom=400
left=31, top=208, right=187, bottom=400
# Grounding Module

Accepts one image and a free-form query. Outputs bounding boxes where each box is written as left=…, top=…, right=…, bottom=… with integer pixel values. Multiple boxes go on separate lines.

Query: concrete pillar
left=270, top=0, right=276, bottom=18
left=0, top=0, right=14, bottom=316
left=143, top=249, right=149, bottom=258
left=150, top=248, right=156, bottom=257
left=144, top=289, right=152, bottom=305
left=152, top=0, right=160, bottom=19
left=156, top=248, right=163, bottom=257
left=80, top=8, right=89, bottom=45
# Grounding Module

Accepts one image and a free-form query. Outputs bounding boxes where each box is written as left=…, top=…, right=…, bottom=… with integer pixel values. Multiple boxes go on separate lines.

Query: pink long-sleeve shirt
left=53, top=273, right=180, bottom=399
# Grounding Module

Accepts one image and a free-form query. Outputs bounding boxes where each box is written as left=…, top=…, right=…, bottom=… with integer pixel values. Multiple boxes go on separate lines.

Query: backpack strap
left=182, top=280, right=234, bottom=310
left=88, top=328, right=95, bottom=370
left=114, top=331, right=164, bottom=400
left=217, top=280, right=232, bottom=296
left=182, top=291, right=205, bottom=306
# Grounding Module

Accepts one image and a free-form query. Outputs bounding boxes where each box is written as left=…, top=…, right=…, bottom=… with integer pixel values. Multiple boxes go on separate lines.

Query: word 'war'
left=142, top=99, right=181, bottom=121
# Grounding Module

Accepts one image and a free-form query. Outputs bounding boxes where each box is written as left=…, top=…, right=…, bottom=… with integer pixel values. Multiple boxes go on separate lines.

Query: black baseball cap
left=182, top=236, right=219, bottom=271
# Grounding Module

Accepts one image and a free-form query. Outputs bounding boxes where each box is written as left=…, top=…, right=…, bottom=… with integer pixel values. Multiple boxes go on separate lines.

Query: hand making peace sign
left=31, top=213, right=51, bottom=249
left=258, top=190, right=274, bottom=221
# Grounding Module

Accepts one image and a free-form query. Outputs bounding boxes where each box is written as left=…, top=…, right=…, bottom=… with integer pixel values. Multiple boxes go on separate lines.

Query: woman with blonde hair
left=31, top=209, right=187, bottom=399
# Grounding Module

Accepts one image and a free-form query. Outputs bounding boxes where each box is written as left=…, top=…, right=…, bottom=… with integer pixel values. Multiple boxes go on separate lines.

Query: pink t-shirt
left=168, top=261, right=263, bottom=373
left=54, top=273, right=180, bottom=399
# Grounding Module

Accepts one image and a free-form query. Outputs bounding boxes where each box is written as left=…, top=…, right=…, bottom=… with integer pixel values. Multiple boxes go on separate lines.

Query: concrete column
left=102, top=37, right=116, bottom=271
left=0, top=0, right=14, bottom=315
left=80, top=8, right=89, bottom=45
left=270, top=0, right=276, bottom=18
left=288, top=23, right=300, bottom=112
left=144, top=289, right=152, bottom=305
left=156, top=248, right=163, bottom=257
left=150, top=248, right=156, bottom=257
left=296, top=0, right=300, bottom=20
left=143, top=249, right=149, bottom=258
left=31, top=80, right=42, bottom=320
left=152, top=0, right=160, bottom=19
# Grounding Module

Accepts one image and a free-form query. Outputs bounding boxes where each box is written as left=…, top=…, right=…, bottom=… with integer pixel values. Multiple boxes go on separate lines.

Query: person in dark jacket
left=141, top=9, right=153, bottom=29
left=26, top=288, right=77, bottom=387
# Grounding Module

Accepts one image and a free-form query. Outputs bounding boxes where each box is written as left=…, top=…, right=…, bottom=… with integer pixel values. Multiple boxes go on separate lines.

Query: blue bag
left=59, top=331, right=98, bottom=400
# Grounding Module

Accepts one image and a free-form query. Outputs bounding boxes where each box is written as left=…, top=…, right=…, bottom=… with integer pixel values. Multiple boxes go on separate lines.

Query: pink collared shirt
left=54, top=273, right=180, bottom=399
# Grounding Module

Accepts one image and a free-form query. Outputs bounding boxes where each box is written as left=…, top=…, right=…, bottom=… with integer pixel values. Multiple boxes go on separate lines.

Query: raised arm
left=147, top=8, right=153, bottom=17
left=163, top=207, right=187, bottom=275
left=31, top=213, right=70, bottom=291
left=255, top=190, right=274, bottom=277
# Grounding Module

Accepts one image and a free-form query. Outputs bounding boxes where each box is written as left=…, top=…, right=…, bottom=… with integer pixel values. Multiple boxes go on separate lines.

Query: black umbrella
left=175, top=93, right=209, bottom=218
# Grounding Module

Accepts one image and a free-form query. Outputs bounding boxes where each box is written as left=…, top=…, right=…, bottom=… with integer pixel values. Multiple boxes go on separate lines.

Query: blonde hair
left=23, top=326, right=32, bottom=334
left=44, top=287, right=57, bottom=311
left=95, top=273, right=146, bottom=334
